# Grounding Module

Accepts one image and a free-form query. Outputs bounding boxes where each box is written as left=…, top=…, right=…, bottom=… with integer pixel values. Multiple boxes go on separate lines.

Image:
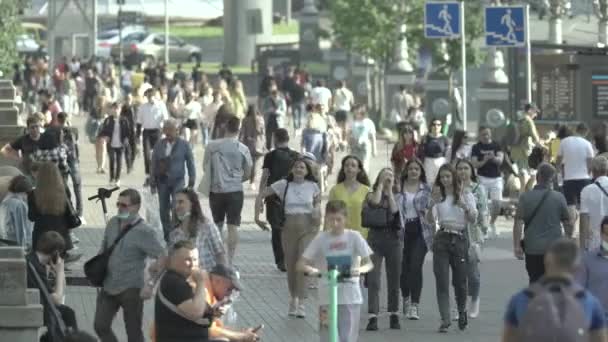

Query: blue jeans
left=157, top=180, right=184, bottom=241
left=200, top=122, right=209, bottom=146
left=67, top=159, right=83, bottom=216
left=467, top=254, right=480, bottom=301
left=292, top=101, right=305, bottom=130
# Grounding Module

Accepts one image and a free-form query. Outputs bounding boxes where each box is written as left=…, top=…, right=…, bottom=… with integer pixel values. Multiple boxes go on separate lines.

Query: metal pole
left=328, top=268, right=339, bottom=342
left=525, top=4, right=532, bottom=102
left=164, top=0, right=169, bottom=64
left=93, top=0, right=98, bottom=58
left=119, top=4, right=123, bottom=85
left=460, top=1, right=467, bottom=130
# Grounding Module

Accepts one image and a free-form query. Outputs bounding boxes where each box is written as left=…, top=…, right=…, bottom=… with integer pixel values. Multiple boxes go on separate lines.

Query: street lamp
left=392, top=3, right=413, bottom=72
left=594, top=0, right=608, bottom=45
left=548, top=0, right=567, bottom=45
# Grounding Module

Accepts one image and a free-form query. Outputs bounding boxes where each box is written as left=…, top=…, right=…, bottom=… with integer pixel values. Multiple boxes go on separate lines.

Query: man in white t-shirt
left=580, top=156, right=608, bottom=251
left=298, top=200, right=373, bottom=342
left=310, top=79, right=332, bottom=115
left=557, top=123, right=595, bottom=221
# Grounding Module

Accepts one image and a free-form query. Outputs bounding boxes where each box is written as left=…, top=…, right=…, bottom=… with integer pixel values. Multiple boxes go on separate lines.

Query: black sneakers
left=365, top=317, right=378, bottom=331
left=458, top=312, right=468, bottom=330
left=389, top=314, right=400, bottom=330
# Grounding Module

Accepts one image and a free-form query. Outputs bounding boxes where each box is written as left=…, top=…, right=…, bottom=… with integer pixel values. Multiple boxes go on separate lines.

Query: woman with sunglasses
left=398, top=159, right=433, bottom=321
left=455, top=159, right=488, bottom=320
left=427, top=164, right=477, bottom=333
left=419, top=118, right=449, bottom=186
left=255, top=158, right=321, bottom=318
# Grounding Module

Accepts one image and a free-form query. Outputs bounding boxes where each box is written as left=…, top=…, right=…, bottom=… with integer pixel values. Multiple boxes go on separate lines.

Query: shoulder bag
left=362, top=196, right=394, bottom=229
left=520, top=190, right=551, bottom=251
left=596, top=182, right=608, bottom=197
left=83, top=218, right=142, bottom=287
left=157, top=273, right=210, bottom=326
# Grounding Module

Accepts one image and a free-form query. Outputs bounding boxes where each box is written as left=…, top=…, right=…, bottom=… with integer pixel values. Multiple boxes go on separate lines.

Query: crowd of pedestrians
left=3, top=51, right=608, bottom=342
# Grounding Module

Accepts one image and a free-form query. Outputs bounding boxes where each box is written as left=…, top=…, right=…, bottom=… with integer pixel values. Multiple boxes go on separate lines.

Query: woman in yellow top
left=329, top=155, right=371, bottom=237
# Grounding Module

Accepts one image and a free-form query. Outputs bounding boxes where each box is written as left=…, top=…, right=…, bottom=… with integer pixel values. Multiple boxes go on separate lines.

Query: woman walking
left=399, top=159, right=433, bottom=320
left=363, top=168, right=402, bottom=331
left=446, top=129, right=472, bottom=164
left=239, top=105, right=266, bottom=191
left=255, top=158, right=321, bottom=318
left=455, top=159, right=487, bottom=320
left=419, top=118, right=449, bottom=186
left=181, top=90, right=202, bottom=146
left=169, top=188, right=226, bottom=270
left=329, top=156, right=370, bottom=238
left=427, top=164, right=477, bottom=333
left=28, top=162, right=81, bottom=261
left=349, top=105, right=377, bottom=172
left=391, top=125, right=418, bottom=179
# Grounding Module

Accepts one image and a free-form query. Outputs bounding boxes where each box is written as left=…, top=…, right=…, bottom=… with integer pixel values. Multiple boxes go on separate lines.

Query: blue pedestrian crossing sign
left=424, top=2, right=461, bottom=39
left=485, top=6, right=527, bottom=47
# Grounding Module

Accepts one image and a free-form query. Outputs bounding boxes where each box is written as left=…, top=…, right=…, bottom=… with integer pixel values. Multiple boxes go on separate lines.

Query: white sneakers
left=288, top=298, right=306, bottom=318
left=406, top=304, right=420, bottom=320
left=469, top=298, right=480, bottom=319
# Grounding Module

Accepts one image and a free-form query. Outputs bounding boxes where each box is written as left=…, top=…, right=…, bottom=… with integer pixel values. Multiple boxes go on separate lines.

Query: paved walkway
left=67, top=115, right=526, bottom=341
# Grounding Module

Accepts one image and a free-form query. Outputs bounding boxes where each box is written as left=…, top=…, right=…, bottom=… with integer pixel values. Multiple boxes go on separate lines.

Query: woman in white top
left=181, top=91, right=202, bottom=146
left=255, top=158, right=321, bottom=318
left=426, top=163, right=477, bottom=333
left=446, top=130, right=472, bottom=164
left=348, top=105, right=377, bottom=172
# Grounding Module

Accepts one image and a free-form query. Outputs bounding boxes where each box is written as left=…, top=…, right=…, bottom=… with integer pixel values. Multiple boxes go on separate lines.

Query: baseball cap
left=302, top=151, right=317, bottom=162
left=209, top=264, right=242, bottom=291
left=524, top=102, right=540, bottom=113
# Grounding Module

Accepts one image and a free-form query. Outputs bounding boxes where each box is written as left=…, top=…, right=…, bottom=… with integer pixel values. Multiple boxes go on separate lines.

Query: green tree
left=0, top=0, right=28, bottom=77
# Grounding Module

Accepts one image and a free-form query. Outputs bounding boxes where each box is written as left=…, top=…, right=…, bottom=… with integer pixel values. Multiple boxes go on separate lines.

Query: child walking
left=298, top=200, right=374, bottom=342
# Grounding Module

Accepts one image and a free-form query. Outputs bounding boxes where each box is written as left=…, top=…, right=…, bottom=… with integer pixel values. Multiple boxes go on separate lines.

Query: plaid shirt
left=467, top=182, right=488, bottom=245
left=397, top=182, right=434, bottom=248
left=169, top=219, right=225, bottom=270
left=32, top=145, right=70, bottom=176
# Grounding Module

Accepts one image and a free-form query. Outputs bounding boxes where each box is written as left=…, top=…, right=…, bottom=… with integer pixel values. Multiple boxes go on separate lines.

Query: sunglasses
left=432, top=122, right=442, bottom=127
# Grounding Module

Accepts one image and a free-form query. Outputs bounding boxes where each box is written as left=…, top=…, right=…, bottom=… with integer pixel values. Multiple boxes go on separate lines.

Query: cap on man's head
left=210, top=264, right=242, bottom=290
left=524, top=102, right=540, bottom=113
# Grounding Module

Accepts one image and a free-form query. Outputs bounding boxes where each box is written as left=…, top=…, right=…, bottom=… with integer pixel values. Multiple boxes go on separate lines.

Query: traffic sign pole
left=525, top=4, right=532, bottom=103
left=460, top=1, right=467, bottom=130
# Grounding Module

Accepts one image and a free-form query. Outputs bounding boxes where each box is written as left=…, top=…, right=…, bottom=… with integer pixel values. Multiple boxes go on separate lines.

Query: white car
left=16, top=34, right=42, bottom=55
left=97, top=26, right=147, bottom=59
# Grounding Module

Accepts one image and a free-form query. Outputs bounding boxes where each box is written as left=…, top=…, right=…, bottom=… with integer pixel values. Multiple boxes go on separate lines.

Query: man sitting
left=155, top=240, right=261, bottom=342
left=26, top=231, right=78, bottom=340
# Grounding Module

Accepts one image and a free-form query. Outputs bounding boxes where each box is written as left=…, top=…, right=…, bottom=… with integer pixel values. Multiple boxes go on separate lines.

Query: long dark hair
left=175, top=188, right=207, bottom=239
left=435, top=163, right=463, bottom=204
left=286, top=158, right=318, bottom=183
left=593, top=122, right=608, bottom=154
left=455, top=158, right=478, bottom=183
left=401, top=158, right=427, bottom=185
left=245, top=104, right=258, bottom=118
left=450, top=129, right=467, bottom=162
left=336, top=155, right=371, bottom=186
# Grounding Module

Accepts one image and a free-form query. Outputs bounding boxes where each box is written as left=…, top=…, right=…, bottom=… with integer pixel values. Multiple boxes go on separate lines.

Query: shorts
left=562, top=179, right=592, bottom=206
left=478, top=176, right=504, bottom=201
left=183, top=119, right=199, bottom=129
left=334, top=110, right=349, bottom=124
left=209, top=191, right=244, bottom=226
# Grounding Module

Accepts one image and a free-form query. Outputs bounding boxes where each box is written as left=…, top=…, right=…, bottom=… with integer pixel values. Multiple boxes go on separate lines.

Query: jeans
left=525, top=253, right=545, bottom=284
left=265, top=198, right=284, bottom=267
left=94, top=288, right=144, bottom=342
left=123, top=141, right=135, bottom=172
left=292, top=101, right=305, bottom=130
left=367, top=229, right=403, bottom=314
left=433, top=231, right=468, bottom=323
left=142, top=129, right=161, bottom=175
left=401, top=228, right=428, bottom=303
left=107, top=147, right=123, bottom=181
left=200, top=122, right=209, bottom=146
left=158, top=180, right=184, bottom=241
left=67, top=158, right=83, bottom=216
left=468, top=250, right=480, bottom=301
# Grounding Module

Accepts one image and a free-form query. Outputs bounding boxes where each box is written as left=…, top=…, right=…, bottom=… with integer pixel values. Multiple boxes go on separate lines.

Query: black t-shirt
left=472, top=141, right=502, bottom=178
left=155, top=270, right=208, bottom=342
left=422, top=135, right=449, bottom=158
left=262, top=147, right=299, bottom=185
left=10, top=134, right=39, bottom=172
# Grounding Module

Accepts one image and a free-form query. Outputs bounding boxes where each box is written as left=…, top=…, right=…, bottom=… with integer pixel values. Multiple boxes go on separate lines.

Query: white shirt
left=580, top=176, right=608, bottom=250
left=302, top=230, right=372, bottom=305
left=434, top=193, right=477, bottom=230
left=270, top=179, right=320, bottom=215
left=136, top=101, right=169, bottom=130
left=165, top=141, right=173, bottom=157
left=201, top=101, right=222, bottom=126
left=558, top=136, right=594, bottom=180
left=403, top=191, right=418, bottom=219
left=311, top=86, right=332, bottom=109
left=333, top=87, right=354, bottom=112
left=184, top=101, right=202, bottom=120
left=110, top=118, right=122, bottom=148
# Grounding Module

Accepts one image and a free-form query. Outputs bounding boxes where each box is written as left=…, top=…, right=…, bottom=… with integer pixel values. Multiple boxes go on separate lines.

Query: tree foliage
left=0, top=0, right=28, bottom=77
left=327, top=0, right=407, bottom=67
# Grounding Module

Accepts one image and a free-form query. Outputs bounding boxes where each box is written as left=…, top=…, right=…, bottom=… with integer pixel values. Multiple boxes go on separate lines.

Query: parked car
left=22, top=22, right=47, bottom=47
left=16, top=34, right=46, bottom=56
left=110, top=32, right=202, bottom=65
left=97, top=26, right=147, bottom=59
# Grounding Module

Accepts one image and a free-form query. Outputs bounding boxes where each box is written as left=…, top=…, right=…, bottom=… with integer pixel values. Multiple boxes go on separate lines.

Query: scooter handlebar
left=88, top=187, right=120, bottom=201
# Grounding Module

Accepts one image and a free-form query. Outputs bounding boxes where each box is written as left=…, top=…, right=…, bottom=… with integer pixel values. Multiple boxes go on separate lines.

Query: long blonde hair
left=34, top=162, right=67, bottom=215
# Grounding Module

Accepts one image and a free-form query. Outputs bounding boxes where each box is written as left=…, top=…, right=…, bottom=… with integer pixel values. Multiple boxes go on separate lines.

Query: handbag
left=83, top=218, right=142, bottom=287
left=361, top=197, right=392, bottom=229
left=65, top=201, right=81, bottom=229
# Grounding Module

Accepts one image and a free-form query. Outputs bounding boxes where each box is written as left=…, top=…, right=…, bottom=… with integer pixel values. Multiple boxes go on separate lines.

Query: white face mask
left=177, top=212, right=191, bottom=222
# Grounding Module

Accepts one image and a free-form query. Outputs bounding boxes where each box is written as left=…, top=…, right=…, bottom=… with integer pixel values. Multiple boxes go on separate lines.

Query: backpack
left=502, top=119, right=521, bottom=147
left=528, top=146, right=546, bottom=169
left=518, top=280, right=588, bottom=342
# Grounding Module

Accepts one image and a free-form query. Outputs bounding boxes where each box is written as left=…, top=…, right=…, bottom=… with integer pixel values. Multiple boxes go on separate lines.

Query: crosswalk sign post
left=484, top=5, right=531, bottom=102
left=425, top=1, right=467, bottom=129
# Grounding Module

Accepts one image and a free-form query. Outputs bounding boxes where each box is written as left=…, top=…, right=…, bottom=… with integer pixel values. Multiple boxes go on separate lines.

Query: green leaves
left=0, top=0, right=29, bottom=77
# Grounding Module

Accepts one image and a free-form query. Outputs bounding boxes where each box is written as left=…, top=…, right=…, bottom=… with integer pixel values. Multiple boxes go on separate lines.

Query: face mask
left=177, top=212, right=191, bottom=222
left=116, top=211, right=131, bottom=220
